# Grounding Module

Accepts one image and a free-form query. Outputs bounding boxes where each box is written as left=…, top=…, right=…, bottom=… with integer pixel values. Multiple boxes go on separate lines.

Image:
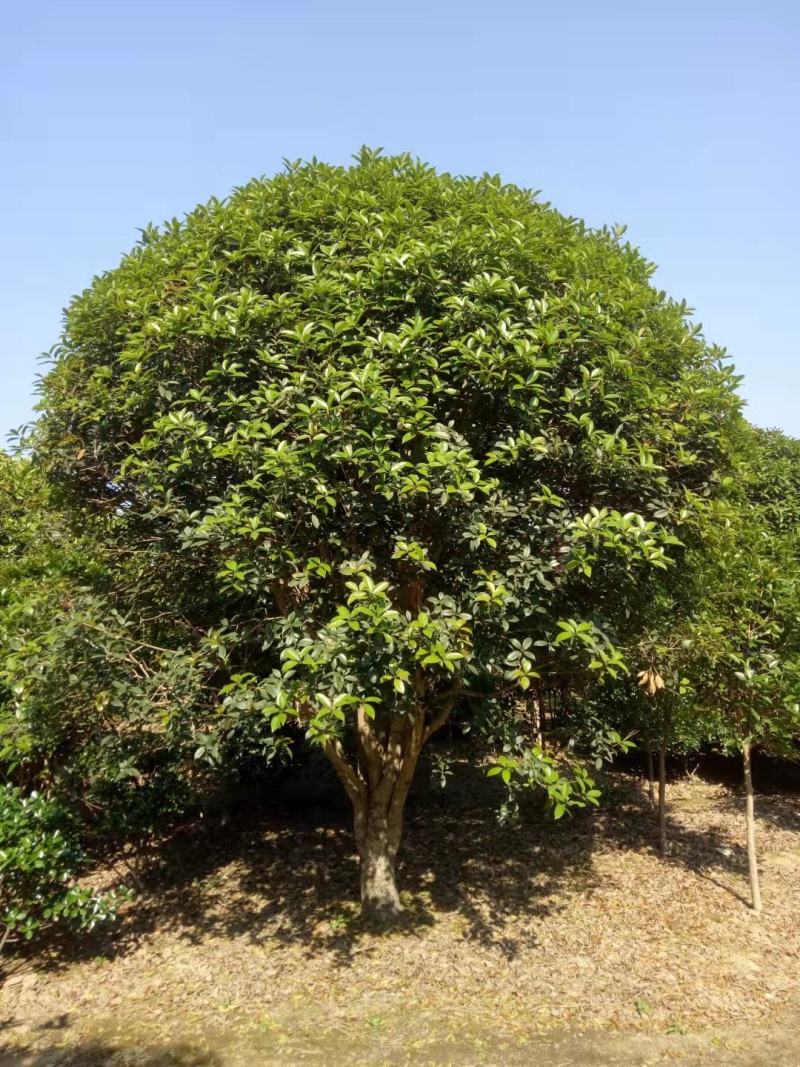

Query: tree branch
left=322, top=738, right=366, bottom=806
left=356, top=704, right=383, bottom=792
left=423, top=685, right=464, bottom=744
left=388, top=707, right=426, bottom=853
left=423, top=698, right=456, bottom=744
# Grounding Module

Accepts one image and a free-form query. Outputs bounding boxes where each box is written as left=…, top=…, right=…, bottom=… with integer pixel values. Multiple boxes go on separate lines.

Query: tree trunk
left=742, top=739, right=762, bottom=913
left=531, top=696, right=543, bottom=747
left=646, top=749, right=655, bottom=809
left=358, top=802, right=403, bottom=921
left=658, top=745, right=667, bottom=857
left=323, top=696, right=450, bottom=921
left=353, top=713, right=424, bottom=921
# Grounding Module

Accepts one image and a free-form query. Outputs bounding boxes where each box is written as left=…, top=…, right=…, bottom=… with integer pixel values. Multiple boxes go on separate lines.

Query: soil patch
left=2, top=766, right=799, bottom=1064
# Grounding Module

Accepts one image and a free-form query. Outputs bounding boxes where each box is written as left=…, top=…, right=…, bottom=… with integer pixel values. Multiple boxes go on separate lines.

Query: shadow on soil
left=15, top=751, right=778, bottom=976
left=0, top=1010, right=222, bottom=1064
left=0, top=1033, right=221, bottom=1066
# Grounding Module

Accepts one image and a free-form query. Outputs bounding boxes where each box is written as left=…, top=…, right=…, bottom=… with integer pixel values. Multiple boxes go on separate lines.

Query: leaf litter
left=2, top=765, right=799, bottom=1063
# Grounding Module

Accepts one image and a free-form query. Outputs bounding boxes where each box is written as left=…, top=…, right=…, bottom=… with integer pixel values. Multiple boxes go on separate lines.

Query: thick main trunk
left=742, top=739, right=762, bottom=913
left=358, top=808, right=403, bottom=921
left=325, top=701, right=441, bottom=921
left=354, top=727, right=422, bottom=920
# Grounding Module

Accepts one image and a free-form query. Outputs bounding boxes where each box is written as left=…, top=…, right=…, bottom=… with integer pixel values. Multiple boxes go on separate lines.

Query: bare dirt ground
left=2, top=762, right=799, bottom=1065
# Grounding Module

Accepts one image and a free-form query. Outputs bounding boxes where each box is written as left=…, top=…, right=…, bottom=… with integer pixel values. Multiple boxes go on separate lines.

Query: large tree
left=33, top=150, right=741, bottom=918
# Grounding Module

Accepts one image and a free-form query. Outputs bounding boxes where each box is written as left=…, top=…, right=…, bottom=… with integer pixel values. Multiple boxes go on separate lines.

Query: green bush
left=0, top=786, right=122, bottom=953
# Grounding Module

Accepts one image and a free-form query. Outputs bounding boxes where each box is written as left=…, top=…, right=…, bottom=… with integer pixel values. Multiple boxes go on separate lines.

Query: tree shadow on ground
left=14, top=754, right=792, bottom=976
left=689, top=781, right=800, bottom=836
left=0, top=1009, right=222, bottom=1065
left=0, top=1034, right=221, bottom=1066
left=18, top=756, right=599, bottom=972
left=598, top=769, right=800, bottom=905
left=591, top=776, right=753, bottom=905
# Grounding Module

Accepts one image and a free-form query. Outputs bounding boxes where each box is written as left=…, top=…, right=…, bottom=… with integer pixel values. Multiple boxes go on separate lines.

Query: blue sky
left=2, top=0, right=798, bottom=441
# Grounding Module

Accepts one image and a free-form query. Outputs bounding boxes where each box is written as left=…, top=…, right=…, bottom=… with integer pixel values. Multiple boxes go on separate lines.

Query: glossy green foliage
left=0, top=454, right=271, bottom=841
left=0, top=786, right=122, bottom=951
left=604, top=425, right=800, bottom=760
left=32, top=150, right=743, bottom=801
left=745, top=428, right=800, bottom=540
left=488, top=743, right=606, bottom=824
left=0, top=452, right=96, bottom=606
left=0, top=453, right=286, bottom=946
left=689, top=426, right=800, bottom=753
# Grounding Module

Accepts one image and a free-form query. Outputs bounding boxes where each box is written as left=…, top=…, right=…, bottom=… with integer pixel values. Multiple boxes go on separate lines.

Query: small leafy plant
left=0, top=786, right=124, bottom=954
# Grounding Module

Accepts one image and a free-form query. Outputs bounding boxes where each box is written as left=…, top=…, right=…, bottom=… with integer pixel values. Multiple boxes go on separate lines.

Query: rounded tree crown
left=35, top=150, right=742, bottom=701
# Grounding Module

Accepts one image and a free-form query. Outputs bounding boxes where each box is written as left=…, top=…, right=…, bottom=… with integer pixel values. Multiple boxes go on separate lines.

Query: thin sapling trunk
left=646, top=749, right=655, bottom=809
left=742, top=738, right=762, bottom=913
left=658, top=744, right=667, bottom=857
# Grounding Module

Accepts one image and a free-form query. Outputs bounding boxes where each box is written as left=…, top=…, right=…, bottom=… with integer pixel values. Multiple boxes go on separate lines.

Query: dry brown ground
left=1, top=763, right=799, bottom=1065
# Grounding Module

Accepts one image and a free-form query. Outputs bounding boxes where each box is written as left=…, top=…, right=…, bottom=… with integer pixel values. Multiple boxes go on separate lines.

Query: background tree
left=32, top=150, right=742, bottom=919
left=0, top=454, right=125, bottom=952
left=687, top=431, right=800, bottom=912
left=0, top=452, right=286, bottom=841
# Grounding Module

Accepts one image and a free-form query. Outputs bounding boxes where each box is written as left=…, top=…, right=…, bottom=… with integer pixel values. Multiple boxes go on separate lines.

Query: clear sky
left=2, top=0, right=798, bottom=442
